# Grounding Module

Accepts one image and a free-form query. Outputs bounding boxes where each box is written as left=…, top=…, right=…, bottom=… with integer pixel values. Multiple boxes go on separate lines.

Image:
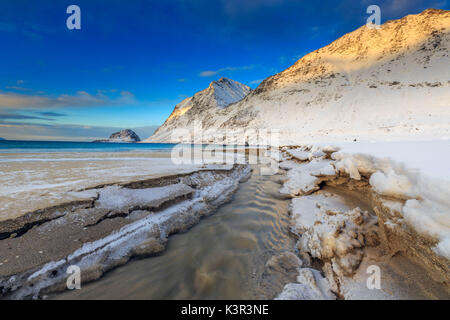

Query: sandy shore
left=0, top=164, right=251, bottom=299
left=0, top=151, right=216, bottom=221
left=0, top=148, right=252, bottom=299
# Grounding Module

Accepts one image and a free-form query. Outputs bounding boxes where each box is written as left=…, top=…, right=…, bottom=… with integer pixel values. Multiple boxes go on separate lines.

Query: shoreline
left=0, top=150, right=237, bottom=221
left=0, top=164, right=251, bottom=299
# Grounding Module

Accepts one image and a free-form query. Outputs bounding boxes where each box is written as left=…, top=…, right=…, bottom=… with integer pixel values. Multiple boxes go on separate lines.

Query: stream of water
left=54, top=166, right=294, bottom=299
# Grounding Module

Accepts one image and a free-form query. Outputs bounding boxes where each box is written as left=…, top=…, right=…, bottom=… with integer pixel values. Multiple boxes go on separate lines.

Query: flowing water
left=54, top=166, right=294, bottom=300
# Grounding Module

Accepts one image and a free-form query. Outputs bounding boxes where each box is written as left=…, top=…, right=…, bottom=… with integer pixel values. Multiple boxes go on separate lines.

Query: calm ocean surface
left=0, top=140, right=176, bottom=153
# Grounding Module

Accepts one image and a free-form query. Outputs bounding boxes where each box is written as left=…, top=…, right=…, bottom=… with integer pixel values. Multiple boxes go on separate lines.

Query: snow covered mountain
left=147, top=9, right=450, bottom=145
left=146, top=77, right=251, bottom=142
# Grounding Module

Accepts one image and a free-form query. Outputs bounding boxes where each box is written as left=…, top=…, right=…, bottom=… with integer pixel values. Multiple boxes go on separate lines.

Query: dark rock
left=94, top=129, right=141, bottom=143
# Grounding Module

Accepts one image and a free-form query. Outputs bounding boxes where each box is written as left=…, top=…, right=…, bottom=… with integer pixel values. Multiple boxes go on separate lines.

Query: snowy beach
left=0, top=140, right=448, bottom=300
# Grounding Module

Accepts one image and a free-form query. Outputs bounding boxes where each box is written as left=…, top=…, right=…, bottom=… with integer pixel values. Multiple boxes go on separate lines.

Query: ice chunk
left=276, top=268, right=335, bottom=300
left=280, top=159, right=335, bottom=196
left=290, top=193, right=353, bottom=233
left=96, top=183, right=194, bottom=211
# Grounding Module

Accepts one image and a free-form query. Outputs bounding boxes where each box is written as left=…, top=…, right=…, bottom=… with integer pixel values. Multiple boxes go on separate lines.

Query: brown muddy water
left=54, top=166, right=294, bottom=299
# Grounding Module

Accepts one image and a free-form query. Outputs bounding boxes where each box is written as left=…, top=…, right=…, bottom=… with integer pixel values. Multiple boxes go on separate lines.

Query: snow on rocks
left=331, top=152, right=379, bottom=180
left=279, top=147, right=336, bottom=197
left=331, top=149, right=450, bottom=266
left=262, top=250, right=336, bottom=300
left=279, top=160, right=326, bottom=196
left=322, top=145, right=340, bottom=154
left=290, top=193, right=374, bottom=235
left=290, top=192, right=378, bottom=287
left=403, top=198, right=450, bottom=258
left=286, top=148, right=326, bottom=161
left=298, top=205, right=376, bottom=275
left=276, top=268, right=335, bottom=300
left=276, top=143, right=450, bottom=298
left=286, top=149, right=310, bottom=161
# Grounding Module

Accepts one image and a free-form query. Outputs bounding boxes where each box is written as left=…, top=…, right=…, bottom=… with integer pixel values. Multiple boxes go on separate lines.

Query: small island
left=93, top=129, right=141, bottom=143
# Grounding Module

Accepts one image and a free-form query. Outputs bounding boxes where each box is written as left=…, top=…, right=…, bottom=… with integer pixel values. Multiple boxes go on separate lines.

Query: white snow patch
left=212, top=78, right=251, bottom=109
left=280, top=159, right=335, bottom=196
left=290, top=193, right=352, bottom=233
left=276, top=268, right=335, bottom=300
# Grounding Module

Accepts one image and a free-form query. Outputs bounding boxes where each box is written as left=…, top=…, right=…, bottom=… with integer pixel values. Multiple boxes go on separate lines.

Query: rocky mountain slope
left=95, top=129, right=141, bottom=143
left=146, top=77, right=251, bottom=142
left=147, top=9, right=450, bottom=145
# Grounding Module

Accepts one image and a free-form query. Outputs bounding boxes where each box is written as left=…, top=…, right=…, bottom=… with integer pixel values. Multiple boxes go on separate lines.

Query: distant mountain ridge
left=94, top=129, right=141, bottom=143
left=146, top=77, right=251, bottom=142
left=146, top=9, right=450, bottom=145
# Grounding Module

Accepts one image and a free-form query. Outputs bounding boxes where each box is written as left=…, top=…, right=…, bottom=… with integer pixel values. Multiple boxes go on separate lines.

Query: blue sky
left=0, top=0, right=448, bottom=140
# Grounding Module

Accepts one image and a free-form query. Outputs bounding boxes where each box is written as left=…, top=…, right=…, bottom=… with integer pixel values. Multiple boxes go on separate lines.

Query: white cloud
left=5, top=86, right=30, bottom=91
left=199, top=70, right=220, bottom=77
left=249, top=79, right=265, bottom=85
left=199, top=65, right=255, bottom=77
left=0, top=90, right=136, bottom=109
left=0, top=122, right=159, bottom=141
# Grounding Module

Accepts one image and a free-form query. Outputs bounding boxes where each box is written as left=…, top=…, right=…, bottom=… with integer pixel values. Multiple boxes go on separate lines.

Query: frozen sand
left=0, top=161, right=251, bottom=299
left=0, top=150, right=241, bottom=221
